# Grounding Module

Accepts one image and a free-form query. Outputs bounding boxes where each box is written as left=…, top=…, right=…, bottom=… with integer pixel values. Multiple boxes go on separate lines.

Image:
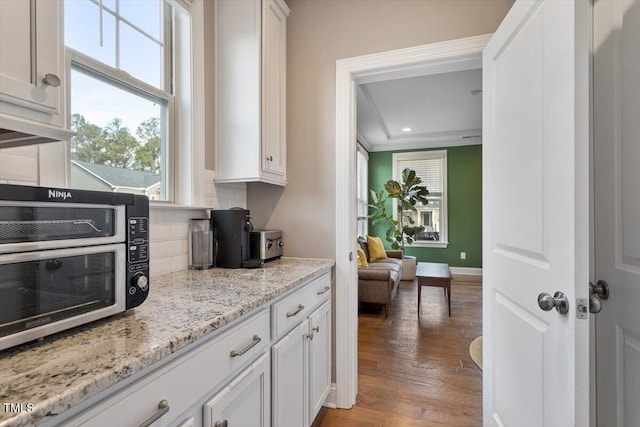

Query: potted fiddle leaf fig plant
left=368, top=168, right=429, bottom=279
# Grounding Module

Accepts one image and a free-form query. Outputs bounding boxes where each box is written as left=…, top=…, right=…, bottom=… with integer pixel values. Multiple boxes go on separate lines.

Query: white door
left=593, top=1, right=640, bottom=425
left=483, top=0, right=590, bottom=425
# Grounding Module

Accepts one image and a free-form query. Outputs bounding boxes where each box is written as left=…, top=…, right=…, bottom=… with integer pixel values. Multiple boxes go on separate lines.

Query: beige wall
left=248, top=0, right=514, bottom=258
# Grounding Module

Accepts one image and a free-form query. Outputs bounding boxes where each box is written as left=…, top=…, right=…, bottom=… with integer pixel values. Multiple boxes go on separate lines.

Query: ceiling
left=356, top=68, right=482, bottom=152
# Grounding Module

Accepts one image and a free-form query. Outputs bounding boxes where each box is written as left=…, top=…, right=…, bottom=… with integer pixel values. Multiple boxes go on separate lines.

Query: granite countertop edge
left=0, top=258, right=334, bottom=427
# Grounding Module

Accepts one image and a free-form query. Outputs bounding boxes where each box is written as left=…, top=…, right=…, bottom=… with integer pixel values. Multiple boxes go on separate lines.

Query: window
left=64, top=0, right=190, bottom=202
left=392, top=150, right=448, bottom=248
left=356, top=145, right=369, bottom=238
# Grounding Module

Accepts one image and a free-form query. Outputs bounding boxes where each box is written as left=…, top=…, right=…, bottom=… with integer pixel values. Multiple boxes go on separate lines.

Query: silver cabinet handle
left=230, top=335, right=261, bottom=358
left=138, top=399, right=169, bottom=427
left=215, top=421, right=228, bottom=427
left=42, top=73, right=61, bottom=88
left=537, top=292, right=569, bottom=315
left=306, top=333, right=314, bottom=340
left=312, top=326, right=320, bottom=333
left=286, top=304, right=305, bottom=318
left=316, top=286, right=330, bottom=295
left=266, top=155, right=273, bottom=161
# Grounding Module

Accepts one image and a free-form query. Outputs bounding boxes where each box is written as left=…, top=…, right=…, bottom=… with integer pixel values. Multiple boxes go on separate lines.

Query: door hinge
left=576, top=298, right=588, bottom=319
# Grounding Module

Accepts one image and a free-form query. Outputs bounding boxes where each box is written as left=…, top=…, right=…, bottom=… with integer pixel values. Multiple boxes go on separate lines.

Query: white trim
left=410, top=240, right=449, bottom=248
left=367, top=134, right=482, bottom=152
left=334, top=34, right=490, bottom=409
left=449, top=267, right=483, bottom=276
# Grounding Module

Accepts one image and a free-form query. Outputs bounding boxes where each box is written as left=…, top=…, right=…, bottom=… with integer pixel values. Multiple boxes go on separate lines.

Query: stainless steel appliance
left=250, top=229, right=284, bottom=262
left=210, top=208, right=260, bottom=268
left=0, top=184, right=149, bottom=351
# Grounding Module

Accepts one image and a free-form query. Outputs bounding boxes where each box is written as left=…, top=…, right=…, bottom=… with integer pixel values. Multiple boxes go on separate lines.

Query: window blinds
left=397, top=158, right=443, bottom=196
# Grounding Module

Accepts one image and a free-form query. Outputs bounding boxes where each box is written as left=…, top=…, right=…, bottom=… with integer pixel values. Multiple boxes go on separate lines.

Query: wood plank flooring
left=312, top=278, right=483, bottom=427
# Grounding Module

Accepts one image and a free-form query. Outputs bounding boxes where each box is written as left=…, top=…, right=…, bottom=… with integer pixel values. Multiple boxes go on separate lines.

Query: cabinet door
left=272, top=318, right=308, bottom=427
left=308, top=301, right=331, bottom=423
left=261, top=0, right=287, bottom=179
left=0, top=0, right=61, bottom=114
left=204, top=352, right=271, bottom=427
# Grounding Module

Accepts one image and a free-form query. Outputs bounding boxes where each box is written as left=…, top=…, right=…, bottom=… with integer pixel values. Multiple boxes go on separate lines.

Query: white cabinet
left=204, top=352, right=271, bottom=427
left=0, top=0, right=73, bottom=146
left=272, top=319, right=309, bottom=427
left=271, top=273, right=332, bottom=426
left=69, top=309, right=270, bottom=427
left=56, top=272, right=332, bottom=427
left=214, top=0, right=289, bottom=186
left=308, top=300, right=332, bottom=421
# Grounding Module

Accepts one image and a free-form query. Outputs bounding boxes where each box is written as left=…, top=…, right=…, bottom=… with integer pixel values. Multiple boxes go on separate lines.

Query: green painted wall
left=368, top=145, right=482, bottom=268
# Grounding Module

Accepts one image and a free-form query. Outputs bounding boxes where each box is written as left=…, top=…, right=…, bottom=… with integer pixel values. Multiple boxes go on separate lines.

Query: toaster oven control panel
left=126, top=195, right=150, bottom=309
left=128, top=217, right=149, bottom=263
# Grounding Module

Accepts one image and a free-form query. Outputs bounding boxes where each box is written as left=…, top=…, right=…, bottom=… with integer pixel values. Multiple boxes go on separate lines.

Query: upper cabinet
left=0, top=0, right=74, bottom=147
left=214, top=0, right=289, bottom=186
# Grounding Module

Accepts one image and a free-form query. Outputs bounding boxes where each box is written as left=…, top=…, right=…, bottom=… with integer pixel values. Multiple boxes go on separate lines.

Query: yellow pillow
left=357, top=248, right=368, bottom=267
left=366, top=236, right=388, bottom=261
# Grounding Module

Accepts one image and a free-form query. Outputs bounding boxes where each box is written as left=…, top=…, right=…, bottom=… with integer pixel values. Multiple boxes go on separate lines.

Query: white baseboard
left=323, top=383, right=338, bottom=409
left=450, top=267, right=483, bottom=276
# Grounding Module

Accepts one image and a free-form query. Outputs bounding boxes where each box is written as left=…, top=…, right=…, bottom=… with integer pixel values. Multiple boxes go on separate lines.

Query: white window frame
left=62, top=0, right=207, bottom=207
left=392, top=150, right=449, bottom=248
left=356, top=144, right=369, bottom=238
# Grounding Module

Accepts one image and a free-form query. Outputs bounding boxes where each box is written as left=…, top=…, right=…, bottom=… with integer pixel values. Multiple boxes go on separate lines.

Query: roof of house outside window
left=72, top=160, right=160, bottom=190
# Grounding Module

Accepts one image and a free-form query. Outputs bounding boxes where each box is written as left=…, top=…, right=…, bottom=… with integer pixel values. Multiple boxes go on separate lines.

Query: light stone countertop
left=0, top=257, right=334, bottom=427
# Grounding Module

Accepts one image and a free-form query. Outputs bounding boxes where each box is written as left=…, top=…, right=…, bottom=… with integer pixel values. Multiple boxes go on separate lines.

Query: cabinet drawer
left=272, top=272, right=331, bottom=339
left=77, top=309, right=270, bottom=427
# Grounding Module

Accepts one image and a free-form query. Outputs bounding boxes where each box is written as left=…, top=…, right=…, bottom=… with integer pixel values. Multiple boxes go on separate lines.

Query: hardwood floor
left=312, top=278, right=483, bottom=427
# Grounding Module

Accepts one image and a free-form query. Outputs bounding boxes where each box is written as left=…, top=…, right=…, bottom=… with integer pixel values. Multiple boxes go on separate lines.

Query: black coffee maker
left=210, top=208, right=262, bottom=268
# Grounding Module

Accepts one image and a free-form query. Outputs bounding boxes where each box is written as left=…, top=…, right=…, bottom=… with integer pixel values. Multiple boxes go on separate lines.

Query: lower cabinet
left=308, top=300, right=332, bottom=421
left=204, top=352, right=271, bottom=427
left=68, top=309, right=270, bottom=427
left=272, top=319, right=309, bottom=426
left=272, top=300, right=331, bottom=427
left=60, top=272, right=332, bottom=427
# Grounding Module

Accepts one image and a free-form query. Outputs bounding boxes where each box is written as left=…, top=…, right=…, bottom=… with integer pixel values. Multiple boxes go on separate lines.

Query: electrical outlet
left=460, top=252, right=467, bottom=260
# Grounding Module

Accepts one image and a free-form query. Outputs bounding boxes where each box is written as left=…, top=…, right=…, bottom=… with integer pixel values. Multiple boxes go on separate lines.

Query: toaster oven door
left=0, top=244, right=126, bottom=351
left=0, top=202, right=125, bottom=254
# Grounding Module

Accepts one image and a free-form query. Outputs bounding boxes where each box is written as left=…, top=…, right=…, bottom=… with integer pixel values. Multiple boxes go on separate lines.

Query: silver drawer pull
left=316, top=286, right=330, bottom=295
left=312, top=326, right=320, bottom=333
left=138, top=399, right=169, bottom=427
left=215, top=421, right=228, bottom=427
left=230, top=335, right=261, bottom=358
left=286, top=304, right=305, bottom=318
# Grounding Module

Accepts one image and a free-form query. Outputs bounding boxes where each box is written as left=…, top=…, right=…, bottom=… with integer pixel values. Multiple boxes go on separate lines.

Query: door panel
left=483, top=0, right=590, bottom=425
left=594, top=0, right=640, bottom=425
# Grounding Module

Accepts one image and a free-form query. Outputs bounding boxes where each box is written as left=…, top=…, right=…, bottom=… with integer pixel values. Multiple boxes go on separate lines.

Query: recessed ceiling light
left=402, top=127, right=412, bottom=132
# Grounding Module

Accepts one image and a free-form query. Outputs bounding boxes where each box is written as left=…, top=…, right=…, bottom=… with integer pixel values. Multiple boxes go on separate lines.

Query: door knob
left=590, top=280, right=609, bottom=300
left=588, top=280, right=609, bottom=314
left=589, top=294, right=602, bottom=314
left=537, top=291, right=569, bottom=314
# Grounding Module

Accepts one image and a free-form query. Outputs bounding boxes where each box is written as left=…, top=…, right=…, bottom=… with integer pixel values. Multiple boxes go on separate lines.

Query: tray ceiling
left=356, top=68, right=482, bottom=152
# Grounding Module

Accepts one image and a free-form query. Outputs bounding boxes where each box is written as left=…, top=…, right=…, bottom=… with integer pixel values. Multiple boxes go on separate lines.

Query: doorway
left=333, top=34, right=491, bottom=408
